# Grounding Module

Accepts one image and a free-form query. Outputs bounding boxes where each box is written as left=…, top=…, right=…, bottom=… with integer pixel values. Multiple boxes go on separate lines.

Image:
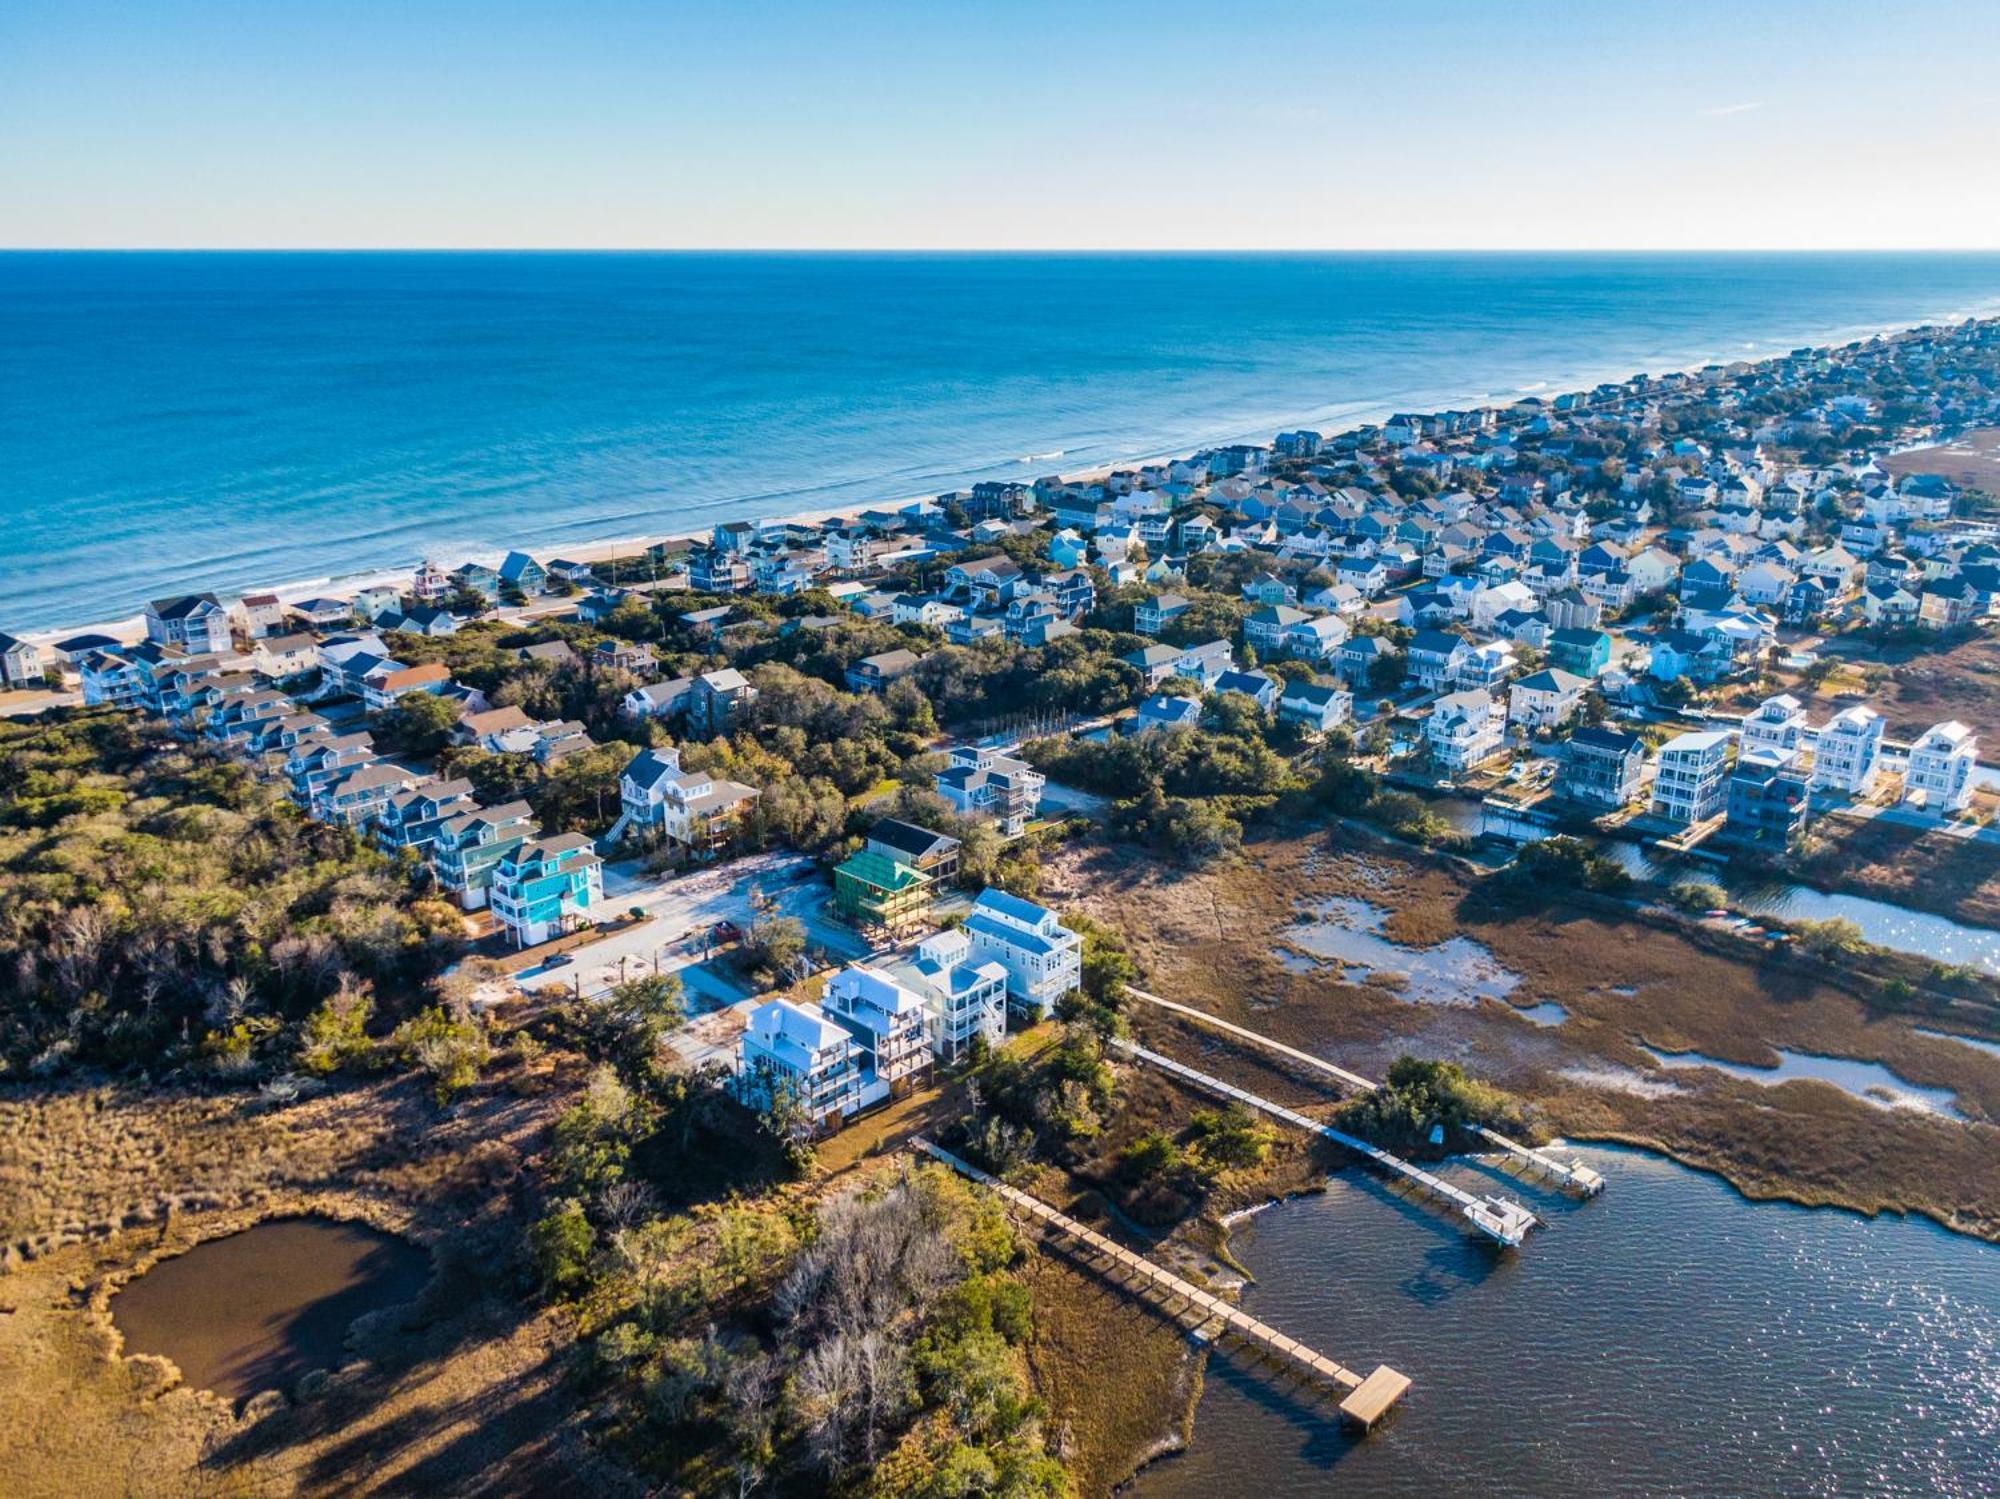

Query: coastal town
left=8, top=316, right=2000, bottom=1496
left=8, top=320, right=2000, bottom=975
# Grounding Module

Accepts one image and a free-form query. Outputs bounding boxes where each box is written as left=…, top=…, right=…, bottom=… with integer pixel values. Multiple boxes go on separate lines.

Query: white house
left=1507, top=667, right=1587, bottom=731
left=821, top=965, right=933, bottom=1093
left=615, top=746, right=759, bottom=855
left=891, top=928, right=1008, bottom=1063
left=1426, top=689, right=1505, bottom=774
left=1902, top=721, right=1977, bottom=814
left=1740, top=693, right=1810, bottom=756
left=963, top=888, right=1082, bottom=1020
left=739, top=999, right=864, bottom=1128
left=1278, top=680, right=1352, bottom=733
left=1651, top=729, right=1732, bottom=824
left=624, top=676, right=696, bottom=720
left=935, top=745, right=1045, bottom=836
left=1809, top=705, right=1884, bottom=797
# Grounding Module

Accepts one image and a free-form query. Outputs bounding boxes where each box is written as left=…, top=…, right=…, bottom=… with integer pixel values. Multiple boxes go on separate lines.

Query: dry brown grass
left=1049, top=828, right=2000, bottom=1243
left=1023, top=1250, right=1202, bottom=1497
left=0, top=1070, right=639, bottom=1498
left=1882, top=426, right=2000, bottom=493
left=1795, top=813, right=2000, bottom=928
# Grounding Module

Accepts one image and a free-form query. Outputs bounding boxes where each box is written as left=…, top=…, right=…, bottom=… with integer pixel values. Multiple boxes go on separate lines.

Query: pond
left=1130, top=1145, right=2000, bottom=1499
left=112, top=1217, right=432, bottom=1402
left=1638, top=1044, right=1967, bottom=1120
left=1284, top=897, right=1521, bottom=1007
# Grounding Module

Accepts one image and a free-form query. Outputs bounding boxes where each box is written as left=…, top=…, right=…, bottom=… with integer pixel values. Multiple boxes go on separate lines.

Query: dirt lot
left=0, top=1070, right=636, bottom=1499
left=1047, top=828, right=2000, bottom=1242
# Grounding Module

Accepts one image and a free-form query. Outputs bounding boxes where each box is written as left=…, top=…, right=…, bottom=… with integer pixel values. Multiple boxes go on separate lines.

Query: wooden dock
left=1126, top=985, right=1605, bottom=1199
left=911, top=1136, right=1410, bottom=1430
left=1110, top=1038, right=1538, bottom=1248
left=1472, top=1125, right=1605, bottom=1196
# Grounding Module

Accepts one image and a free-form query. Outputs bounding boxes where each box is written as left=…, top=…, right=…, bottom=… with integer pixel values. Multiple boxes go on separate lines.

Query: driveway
left=552, top=850, right=878, bottom=1004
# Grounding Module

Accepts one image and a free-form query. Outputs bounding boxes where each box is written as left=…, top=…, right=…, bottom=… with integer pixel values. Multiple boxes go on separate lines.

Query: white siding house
left=1902, top=721, right=1977, bottom=814
left=1651, top=730, right=1731, bottom=824
left=1809, top=706, right=1884, bottom=797
left=963, top=888, right=1082, bottom=1020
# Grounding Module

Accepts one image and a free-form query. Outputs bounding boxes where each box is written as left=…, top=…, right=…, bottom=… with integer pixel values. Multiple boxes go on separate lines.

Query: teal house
left=1548, top=626, right=1613, bottom=678
left=490, top=833, right=603, bottom=947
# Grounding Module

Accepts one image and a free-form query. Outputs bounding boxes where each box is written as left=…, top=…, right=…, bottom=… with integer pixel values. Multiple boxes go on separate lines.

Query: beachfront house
left=231, top=593, right=287, bottom=640
left=963, top=888, right=1082, bottom=1020
left=0, top=632, right=43, bottom=687
left=489, top=833, right=603, bottom=947
left=144, top=593, right=231, bottom=654
left=1902, top=721, right=1977, bottom=814
left=1651, top=730, right=1732, bottom=825
left=498, top=551, right=550, bottom=596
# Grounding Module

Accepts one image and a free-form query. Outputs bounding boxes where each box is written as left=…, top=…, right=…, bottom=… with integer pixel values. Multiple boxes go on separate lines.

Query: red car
left=712, top=920, right=742, bottom=942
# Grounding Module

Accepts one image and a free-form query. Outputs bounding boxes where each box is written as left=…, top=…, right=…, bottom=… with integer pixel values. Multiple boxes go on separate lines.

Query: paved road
left=516, top=850, right=873, bottom=1003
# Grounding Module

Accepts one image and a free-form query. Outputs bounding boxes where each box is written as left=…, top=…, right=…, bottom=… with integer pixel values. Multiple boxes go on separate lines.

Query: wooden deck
left=912, top=1137, right=1410, bottom=1429
left=1109, top=1038, right=1538, bottom=1248
left=1126, top=985, right=1606, bottom=1199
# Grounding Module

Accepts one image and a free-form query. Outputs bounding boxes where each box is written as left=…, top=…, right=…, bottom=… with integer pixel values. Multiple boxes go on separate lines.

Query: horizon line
left=7, top=244, right=2000, bottom=256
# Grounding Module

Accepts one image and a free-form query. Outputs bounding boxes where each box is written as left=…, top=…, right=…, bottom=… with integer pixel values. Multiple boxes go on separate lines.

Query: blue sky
left=4, top=0, right=1997, bottom=249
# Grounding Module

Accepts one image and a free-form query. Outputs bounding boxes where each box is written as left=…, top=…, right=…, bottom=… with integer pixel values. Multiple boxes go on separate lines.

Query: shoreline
left=20, top=297, right=2000, bottom=652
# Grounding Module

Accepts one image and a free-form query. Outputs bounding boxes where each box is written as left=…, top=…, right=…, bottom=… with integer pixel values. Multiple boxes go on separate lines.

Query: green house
left=833, top=848, right=934, bottom=932
left=1548, top=627, right=1613, bottom=678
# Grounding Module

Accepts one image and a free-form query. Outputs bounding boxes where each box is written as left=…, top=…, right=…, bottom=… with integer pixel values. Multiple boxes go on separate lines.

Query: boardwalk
left=1110, top=1038, right=1539, bottom=1248
left=911, top=1136, right=1411, bottom=1430
left=1126, top=985, right=1605, bottom=1197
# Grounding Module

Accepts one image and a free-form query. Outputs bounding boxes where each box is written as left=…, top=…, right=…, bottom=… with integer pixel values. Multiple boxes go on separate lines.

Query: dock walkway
left=911, top=1136, right=1410, bottom=1430
left=1125, top=986, right=1604, bottom=1198
left=1109, top=1038, right=1539, bottom=1248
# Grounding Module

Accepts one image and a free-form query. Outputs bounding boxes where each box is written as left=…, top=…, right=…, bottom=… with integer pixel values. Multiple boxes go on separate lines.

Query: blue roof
left=972, top=887, right=1054, bottom=927
left=965, top=910, right=1060, bottom=957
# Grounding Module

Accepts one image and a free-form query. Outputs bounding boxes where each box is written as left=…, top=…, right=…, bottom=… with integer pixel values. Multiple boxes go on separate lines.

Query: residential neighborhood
left=16, top=313, right=2000, bottom=1146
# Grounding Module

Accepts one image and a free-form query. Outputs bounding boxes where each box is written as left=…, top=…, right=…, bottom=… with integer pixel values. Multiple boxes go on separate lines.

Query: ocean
left=6, top=250, right=2000, bottom=635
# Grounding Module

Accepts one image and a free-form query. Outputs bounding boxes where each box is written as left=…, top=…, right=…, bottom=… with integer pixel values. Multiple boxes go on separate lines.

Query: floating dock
left=1110, top=1037, right=1539, bottom=1248
left=1126, top=985, right=1604, bottom=1199
left=912, top=1136, right=1410, bottom=1430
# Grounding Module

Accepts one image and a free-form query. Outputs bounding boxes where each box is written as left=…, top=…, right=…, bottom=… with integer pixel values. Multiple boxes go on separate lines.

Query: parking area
left=493, top=849, right=879, bottom=1030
